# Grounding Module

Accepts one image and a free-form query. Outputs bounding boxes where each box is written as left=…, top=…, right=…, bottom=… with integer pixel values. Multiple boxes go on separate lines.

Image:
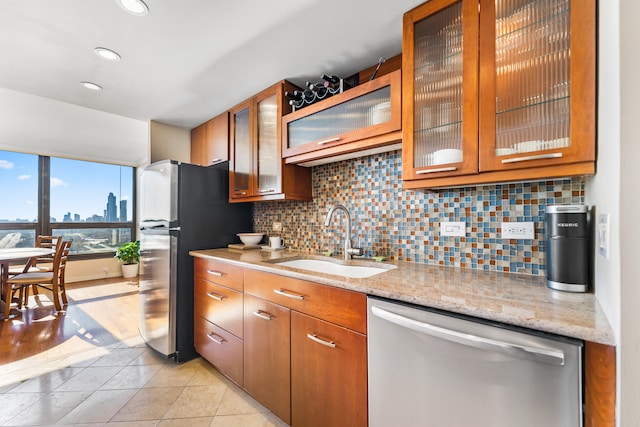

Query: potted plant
left=115, top=240, right=140, bottom=278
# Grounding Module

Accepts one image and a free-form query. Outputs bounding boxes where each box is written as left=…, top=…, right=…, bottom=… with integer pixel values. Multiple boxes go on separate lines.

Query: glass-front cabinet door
left=256, top=92, right=280, bottom=195
left=229, top=101, right=253, bottom=199
left=402, top=0, right=479, bottom=180
left=478, top=0, right=595, bottom=172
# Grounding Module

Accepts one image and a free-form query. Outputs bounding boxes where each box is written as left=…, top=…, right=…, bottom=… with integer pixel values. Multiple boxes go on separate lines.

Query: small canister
left=545, top=205, right=590, bottom=292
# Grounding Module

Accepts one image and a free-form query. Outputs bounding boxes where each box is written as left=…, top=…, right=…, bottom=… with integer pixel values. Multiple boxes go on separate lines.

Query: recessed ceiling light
left=80, top=81, right=103, bottom=91
left=94, top=47, right=121, bottom=61
left=116, top=0, right=149, bottom=16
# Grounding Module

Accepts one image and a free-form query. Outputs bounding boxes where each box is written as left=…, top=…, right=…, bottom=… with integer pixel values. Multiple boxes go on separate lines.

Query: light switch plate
left=597, top=214, right=610, bottom=259
left=272, top=222, right=282, bottom=232
left=501, top=221, right=535, bottom=239
left=440, top=221, right=465, bottom=237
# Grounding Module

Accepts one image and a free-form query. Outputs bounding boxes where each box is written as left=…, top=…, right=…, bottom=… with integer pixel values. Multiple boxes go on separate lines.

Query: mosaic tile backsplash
left=253, top=150, right=586, bottom=276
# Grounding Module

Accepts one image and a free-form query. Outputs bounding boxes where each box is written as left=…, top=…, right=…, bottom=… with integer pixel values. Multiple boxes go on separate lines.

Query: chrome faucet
left=323, top=204, right=363, bottom=260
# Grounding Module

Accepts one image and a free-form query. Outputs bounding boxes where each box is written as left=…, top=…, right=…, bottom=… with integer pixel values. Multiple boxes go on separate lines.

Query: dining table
left=0, top=247, right=55, bottom=320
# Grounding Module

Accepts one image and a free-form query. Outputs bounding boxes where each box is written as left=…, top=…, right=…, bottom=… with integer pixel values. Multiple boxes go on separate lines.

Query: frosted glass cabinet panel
left=257, top=94, right=278, bottom=194
left=402, top=0, right=479, bottom=181
left=230, top=104, right=252, bottom=198
left=493, top=0, right=570, bottom=157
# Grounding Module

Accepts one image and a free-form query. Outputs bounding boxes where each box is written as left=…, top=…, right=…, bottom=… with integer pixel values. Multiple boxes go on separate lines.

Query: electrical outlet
left=272, top=222, right=282, bottom=232
left=501, top=222, right=535, bottom=239
left=597, top=214, right=610, bottom=259
left=440, top=221, right=465, bottom=237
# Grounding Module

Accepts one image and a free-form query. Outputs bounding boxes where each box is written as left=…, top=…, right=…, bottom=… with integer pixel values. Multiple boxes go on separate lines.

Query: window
left=0, top=150, right=136, bottom=257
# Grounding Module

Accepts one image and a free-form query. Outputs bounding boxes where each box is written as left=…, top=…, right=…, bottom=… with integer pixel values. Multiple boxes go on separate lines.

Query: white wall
left=149, top=120, right=191, bottom=164
left=0, top=88, right=149, bottom=166
left=618, top=0, right=640, bottom=424
left=590, top=0, right=640, bottom=425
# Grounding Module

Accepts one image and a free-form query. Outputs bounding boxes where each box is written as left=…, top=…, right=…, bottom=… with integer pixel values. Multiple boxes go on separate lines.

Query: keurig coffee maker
left=545, top=205, right=590, bottom=292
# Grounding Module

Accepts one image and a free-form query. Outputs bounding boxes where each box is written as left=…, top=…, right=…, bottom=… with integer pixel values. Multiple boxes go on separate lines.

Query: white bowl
left=237, top=233, right=264, bottom=246
left=433, top=148, right=462, bottom=165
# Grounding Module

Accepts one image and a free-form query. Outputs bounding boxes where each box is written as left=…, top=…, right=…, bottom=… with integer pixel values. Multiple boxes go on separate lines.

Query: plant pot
left=121, top=263, right=139, bottom=278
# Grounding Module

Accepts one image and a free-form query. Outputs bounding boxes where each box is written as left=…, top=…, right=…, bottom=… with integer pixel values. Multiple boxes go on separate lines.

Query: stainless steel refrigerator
left=138, top=160, right=252, bottom=362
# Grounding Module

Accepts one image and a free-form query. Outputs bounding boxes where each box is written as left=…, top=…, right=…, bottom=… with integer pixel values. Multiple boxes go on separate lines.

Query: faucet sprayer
left=324, top=204, right=363, bottom=260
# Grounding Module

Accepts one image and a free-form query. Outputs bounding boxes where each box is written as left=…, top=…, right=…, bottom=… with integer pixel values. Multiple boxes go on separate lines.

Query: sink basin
left=274, top=258, right=395, bottom=279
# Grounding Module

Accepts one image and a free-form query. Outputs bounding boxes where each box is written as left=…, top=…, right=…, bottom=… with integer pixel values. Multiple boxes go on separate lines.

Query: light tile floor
left=0, top=279, right=288, bottom=427
left=0, top=336, right=288, bottom=426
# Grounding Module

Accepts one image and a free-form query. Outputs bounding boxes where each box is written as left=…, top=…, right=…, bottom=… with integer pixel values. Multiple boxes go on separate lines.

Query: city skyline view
left=0, top=150, right=133, bottom=222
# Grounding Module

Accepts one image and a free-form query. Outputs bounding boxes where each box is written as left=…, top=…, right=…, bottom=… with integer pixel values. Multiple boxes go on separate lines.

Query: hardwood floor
left=0, top=277, right=141, bottom=385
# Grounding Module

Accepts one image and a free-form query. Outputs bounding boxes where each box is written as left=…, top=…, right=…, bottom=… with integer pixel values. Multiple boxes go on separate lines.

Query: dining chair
left=7, top=239, right=71, bottom=313
left=8, top=235, right=59, bottom=276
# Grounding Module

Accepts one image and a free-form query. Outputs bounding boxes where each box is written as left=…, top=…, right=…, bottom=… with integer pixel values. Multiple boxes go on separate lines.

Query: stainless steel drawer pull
left=416, top=166, right=457, bottom=174
left=258, top=188, right=275, bottom=193
left=207, top=332, right=225, bottom=345
left=210, top=158, right=222, bottom=164
left=206, top=269, right=225, bottom=277
left=206, top=292, right=225, bottom=301
left=274, top=288, right=304, bottom=300
left=307, top=333, right=336, bottom=348
left=253, top=310, right=273, bottom=321
left=371, top=305, right=565, bottom=366
left=501, top=152, right=563, bottom=164
left=317, top=137, right=341, bottom=145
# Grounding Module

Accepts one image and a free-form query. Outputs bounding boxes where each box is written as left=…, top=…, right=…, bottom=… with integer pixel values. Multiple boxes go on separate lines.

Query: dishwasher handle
left=371, top=305, right=565, bottom=366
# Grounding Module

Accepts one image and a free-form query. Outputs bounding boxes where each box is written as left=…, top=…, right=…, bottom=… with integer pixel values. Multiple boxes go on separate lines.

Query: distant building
left=106, top=192, right=118, bottom=222
left=119, top=200, right=127, bottom=223
left=74, top=213, right=80, bottom=222
left=63, top=212, right=71, bottom=222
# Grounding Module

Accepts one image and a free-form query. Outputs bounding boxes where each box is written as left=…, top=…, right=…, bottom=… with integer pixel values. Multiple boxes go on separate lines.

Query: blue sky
left=0, top=150, right=133, bottom=222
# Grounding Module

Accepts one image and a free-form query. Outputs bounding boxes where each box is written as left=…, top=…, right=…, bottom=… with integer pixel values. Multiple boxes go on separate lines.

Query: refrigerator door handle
left=371, top=305, right=565, bottom=366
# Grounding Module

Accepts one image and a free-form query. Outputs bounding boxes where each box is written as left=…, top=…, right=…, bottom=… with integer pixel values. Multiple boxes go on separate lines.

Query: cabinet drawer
left=244, top=269, right=367, bottom=334
left=194, top=257, right=244, bottom=291
left=291, top=311, right=367, bottom=427
left=194, top=277, right=243, bottom=338
left=194, top=315, right=243, bottom=386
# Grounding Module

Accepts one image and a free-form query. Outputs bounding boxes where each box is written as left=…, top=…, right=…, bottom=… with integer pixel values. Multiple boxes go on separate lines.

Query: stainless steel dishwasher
left=368, top=296, right=583, bottom=427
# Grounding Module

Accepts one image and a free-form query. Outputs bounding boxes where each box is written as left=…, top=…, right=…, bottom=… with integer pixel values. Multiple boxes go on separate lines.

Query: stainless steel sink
left=270, top=256, right=396, bottom=279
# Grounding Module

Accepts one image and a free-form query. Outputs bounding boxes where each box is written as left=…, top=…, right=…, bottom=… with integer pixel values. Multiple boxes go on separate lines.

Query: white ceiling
left=0, top=0, right=423, bottom=130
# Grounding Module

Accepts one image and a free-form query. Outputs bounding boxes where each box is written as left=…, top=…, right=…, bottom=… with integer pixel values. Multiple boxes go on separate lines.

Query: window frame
left=0, top=154, right=137, bottom=260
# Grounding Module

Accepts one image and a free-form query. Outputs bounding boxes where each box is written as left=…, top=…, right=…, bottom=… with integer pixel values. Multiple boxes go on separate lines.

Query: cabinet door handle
left=206, top=269, right=225, bottom=277
left=206, top=292, right=225, bottom=301
left=253, top=310, right=273, bottom=321
left=209, top=158, right=223, bottom=164
left=317, top=137, right=341, bottom=145
left=274, top=288, right=304, bottom=300
left=207, top=332, right=226, bottom=345
left=307, top=333, right=336, bottom=348
left=416, top=166, right=457, bottom=174
left=258, top=188, right=275, bottom=193
left=501, top=152, right=563, bottom=164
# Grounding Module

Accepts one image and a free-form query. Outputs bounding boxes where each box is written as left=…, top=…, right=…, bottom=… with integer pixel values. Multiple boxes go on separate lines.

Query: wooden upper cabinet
left=402, top=0, right=479, bottom=182
left=402, top=0, right=596, bottom=189
left=190, top=112, right=229, bottom=166
left=282, top=69, right=402, bottom=166
left=229, top=81, right=312, bottom=202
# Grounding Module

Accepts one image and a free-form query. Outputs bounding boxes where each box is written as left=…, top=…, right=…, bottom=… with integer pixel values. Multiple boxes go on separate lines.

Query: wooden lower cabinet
left=243, top=294, right=291, bottom=424
left=291, top=311, right=368, bottom=427
left=194, top=315, right=243, bottom=386
left=194, top=277, right=244, bottom=338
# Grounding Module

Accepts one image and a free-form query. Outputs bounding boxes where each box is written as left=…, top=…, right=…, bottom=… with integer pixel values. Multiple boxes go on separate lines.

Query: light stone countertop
left=190, top=248, right=615, bottom=346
